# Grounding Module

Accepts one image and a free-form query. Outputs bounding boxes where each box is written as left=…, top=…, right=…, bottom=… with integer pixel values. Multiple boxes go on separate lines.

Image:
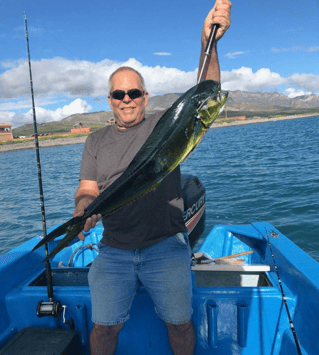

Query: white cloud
left=1, top=99, right=92, bottom=128
left=272, top=46, right=319, bottom=53
left=154, top=52, right=172, bottom=56
left=1, top=59, right=25, bottom=69
left=1, top=57, right=319, bottom=128
left=0, top=111, right=15, bottom=125
left=285, top=88, right=312, bottom=98
left=0, top=57, right=197, bottom=100
left=221, top=66, right=319, bottom=94
left=221, top=67, right=285, bottom=91
left=0, top=97, right=62, bottom=111
left=288, top=73, right=319, bottom=93
left=225, top=51, right=246, bottom=59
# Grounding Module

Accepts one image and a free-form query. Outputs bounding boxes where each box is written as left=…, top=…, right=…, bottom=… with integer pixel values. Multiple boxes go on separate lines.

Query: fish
left=33, top=79, right=228, bottom=260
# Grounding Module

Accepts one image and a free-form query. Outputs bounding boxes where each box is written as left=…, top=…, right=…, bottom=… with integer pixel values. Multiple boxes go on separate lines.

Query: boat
left=0, top=173, right=318, bottom=355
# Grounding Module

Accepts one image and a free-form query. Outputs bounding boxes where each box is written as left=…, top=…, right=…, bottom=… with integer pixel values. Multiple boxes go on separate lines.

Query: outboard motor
left=181, top=174, right=206, bottom=249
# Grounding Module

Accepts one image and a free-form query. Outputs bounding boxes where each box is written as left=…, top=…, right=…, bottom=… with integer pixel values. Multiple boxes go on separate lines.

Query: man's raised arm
left=198, top=0, right=231, bottom=83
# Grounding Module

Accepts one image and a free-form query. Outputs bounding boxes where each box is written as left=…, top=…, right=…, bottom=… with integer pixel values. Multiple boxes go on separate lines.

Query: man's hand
left=201, top=0, right=231, bottom=46
left=198, top=0, right=231, bottom=82
left=74, top=180, right=101, bottom=241
left=73, top=197, right=101, bottom=241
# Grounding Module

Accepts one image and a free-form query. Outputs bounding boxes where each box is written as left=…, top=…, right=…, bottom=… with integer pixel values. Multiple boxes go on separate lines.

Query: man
left=74, top=2, right=231, bottom=354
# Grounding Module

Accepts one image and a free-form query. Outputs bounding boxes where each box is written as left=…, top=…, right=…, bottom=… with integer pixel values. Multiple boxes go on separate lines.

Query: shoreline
left=210, top=112, right=319, bottom=129
left=0, top=135, right=88, bottom=153
left=1, top=113, right=318, bottom=153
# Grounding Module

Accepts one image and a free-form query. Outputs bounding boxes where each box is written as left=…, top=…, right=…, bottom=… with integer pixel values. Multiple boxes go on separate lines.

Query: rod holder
left=237, top=304, right=248, bottom=347
left=207, top=304, right=218, bottom=348
left=75, top=305, right=89, bottom=346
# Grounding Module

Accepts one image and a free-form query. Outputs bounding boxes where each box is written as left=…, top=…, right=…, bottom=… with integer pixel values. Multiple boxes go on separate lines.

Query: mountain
left=12, top=90, right=319, bottom=136
left=146, top=93, right=181, bottom=114
left=226, top=91, right=319, bottom=111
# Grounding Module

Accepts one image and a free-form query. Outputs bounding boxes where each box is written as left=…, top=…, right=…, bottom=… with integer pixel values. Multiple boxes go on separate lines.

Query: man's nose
left=122, top=93, right=132, bottom=102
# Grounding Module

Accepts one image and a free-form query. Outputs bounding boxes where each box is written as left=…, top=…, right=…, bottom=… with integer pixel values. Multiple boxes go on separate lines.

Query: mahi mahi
left=33, top=80, right=228, bottom=260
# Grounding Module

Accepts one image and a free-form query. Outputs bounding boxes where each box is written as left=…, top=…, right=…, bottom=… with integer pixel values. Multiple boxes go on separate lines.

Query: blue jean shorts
left=88, top=232, right=193, bottom=326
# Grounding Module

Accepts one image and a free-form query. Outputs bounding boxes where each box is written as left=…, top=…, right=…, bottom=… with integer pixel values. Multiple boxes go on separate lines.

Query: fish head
left=192, top=80, right=228, bottom=129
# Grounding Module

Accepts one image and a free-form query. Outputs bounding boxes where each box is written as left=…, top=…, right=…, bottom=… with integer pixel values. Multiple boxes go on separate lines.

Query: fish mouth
left=196, top=90, right=228, bottom=128
left=197, top=91, right=228, bottom=113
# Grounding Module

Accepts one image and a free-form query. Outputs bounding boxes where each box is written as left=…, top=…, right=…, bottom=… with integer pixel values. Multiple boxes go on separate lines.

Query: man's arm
left=198, top=0, right=231, bottom=82
left=74, top=179, right=101, bottom=240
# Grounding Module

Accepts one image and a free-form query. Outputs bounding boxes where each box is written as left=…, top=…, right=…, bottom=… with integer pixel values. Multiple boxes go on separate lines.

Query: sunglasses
left=110, top=89, right=144, bottom=101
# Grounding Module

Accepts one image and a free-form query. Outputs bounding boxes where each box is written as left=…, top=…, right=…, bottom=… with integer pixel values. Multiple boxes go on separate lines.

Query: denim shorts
left=88, top=232, right=193, bottom=326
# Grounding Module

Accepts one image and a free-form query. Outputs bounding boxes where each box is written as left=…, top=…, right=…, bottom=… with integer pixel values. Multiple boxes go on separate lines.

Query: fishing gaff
left=197, top=23, right=220, bottom=83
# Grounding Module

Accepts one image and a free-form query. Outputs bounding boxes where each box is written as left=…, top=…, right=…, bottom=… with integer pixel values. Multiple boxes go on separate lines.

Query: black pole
left=265, top=228, right=302, bottom=355
left=24, top=12, right=54, bottom=301
left=197, top=24, right=220, bottom=84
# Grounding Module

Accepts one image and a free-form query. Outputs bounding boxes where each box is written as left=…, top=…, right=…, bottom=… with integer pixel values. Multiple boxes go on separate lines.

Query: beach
left=1, top=113, right=317, bottom=153
left=0, top=135, right=88, bottom=153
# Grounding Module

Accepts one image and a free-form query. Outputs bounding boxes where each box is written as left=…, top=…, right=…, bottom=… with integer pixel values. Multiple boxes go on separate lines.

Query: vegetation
left=0, top=132, right=91, bottom=146
left=12, top=124, right=107, bottom=138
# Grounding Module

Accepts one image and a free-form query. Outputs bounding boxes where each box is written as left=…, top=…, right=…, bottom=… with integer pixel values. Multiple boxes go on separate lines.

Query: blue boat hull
left=0, top=222, right=318, bottom=354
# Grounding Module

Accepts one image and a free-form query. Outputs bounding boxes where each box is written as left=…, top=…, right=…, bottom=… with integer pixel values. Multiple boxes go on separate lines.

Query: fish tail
left=32, top=216, right=83, bottom=251
left=42, top=218, right=86, bottom=261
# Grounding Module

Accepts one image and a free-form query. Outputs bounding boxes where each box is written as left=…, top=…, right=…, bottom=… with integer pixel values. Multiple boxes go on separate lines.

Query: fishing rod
left=24, top=11, right=54, bottom=302
left=197, top=23, right=219, bottom=83
left=265, top=228, right=302, bottom=355
left=24, top=12, right=74, bottom=328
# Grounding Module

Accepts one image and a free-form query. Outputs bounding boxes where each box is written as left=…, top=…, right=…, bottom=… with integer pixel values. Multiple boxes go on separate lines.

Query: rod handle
left=204, top=24, right=220, bottom=56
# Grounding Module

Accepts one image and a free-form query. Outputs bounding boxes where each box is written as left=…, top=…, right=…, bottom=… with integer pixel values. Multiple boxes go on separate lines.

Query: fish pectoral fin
left=193, top=119, right=200, bottom=142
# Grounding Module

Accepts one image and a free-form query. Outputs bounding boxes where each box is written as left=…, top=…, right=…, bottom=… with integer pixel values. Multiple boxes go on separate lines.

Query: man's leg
left=88, top=243, right=138, bottom=355
left=165, top=320, right=196, bottom=355
left=90, top=323, right=124, bottom=355
left=139, top=233, right=195, bottom=353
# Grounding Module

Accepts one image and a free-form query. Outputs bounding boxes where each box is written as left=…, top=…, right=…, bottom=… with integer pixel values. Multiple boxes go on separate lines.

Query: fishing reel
left=37, top=300, right=75, bottom=330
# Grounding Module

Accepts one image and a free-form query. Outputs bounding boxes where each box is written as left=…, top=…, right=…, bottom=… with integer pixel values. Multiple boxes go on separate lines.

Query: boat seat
left=192, top=263, right=272, bottom=287
left=192, top=264, right=270, bottom=272
left=0, top=327, right=77, bottom=355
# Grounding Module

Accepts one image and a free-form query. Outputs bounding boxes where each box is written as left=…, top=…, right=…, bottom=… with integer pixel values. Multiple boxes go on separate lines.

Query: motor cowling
left=181, top=174, right=206, bottom=249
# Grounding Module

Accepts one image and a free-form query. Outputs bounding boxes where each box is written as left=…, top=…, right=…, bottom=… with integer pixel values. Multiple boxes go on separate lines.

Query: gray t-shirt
left=79, top=111, right=187, bottom=249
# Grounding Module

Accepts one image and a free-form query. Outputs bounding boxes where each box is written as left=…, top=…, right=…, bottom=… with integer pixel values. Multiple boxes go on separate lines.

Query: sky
left=0, top=0, right=318, bottom=128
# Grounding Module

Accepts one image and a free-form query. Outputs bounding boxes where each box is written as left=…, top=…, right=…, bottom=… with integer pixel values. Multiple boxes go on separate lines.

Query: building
left=70, top=123, right=92, bottom=134
left=0, top=124, right=13, bottom=142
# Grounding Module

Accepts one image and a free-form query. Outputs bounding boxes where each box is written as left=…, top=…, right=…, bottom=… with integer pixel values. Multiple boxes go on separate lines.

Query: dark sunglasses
left=110, top=89, right=144, bottom=101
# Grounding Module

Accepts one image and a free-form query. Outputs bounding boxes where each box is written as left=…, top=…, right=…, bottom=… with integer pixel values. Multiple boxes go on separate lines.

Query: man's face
left=108, top=70, right=149, bottom=129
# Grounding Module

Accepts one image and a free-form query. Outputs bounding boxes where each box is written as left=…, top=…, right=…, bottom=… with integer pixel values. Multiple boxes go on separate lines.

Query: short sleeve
left=79, top=134, right=97, bottom=181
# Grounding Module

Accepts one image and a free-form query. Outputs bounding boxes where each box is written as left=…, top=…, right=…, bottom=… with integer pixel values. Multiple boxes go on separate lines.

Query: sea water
left=1, top=116, right=318, bottom=261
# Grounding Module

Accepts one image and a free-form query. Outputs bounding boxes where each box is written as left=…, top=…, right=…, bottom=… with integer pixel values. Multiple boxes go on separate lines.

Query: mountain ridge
left=12, top=90, right=319, bottom=136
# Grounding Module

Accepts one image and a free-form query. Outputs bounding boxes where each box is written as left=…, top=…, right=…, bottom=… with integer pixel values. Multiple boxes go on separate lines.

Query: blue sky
left=1, top=0, right=318, bottom=127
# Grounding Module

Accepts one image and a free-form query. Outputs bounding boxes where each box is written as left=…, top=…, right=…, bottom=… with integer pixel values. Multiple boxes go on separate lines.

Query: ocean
left=1, top=116, right=319, bottom=261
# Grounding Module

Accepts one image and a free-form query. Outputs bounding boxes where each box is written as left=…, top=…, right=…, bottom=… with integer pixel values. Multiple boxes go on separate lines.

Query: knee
left=92, top=323, right=124, bottom=339
left=165, top=320, right=194, bottom=337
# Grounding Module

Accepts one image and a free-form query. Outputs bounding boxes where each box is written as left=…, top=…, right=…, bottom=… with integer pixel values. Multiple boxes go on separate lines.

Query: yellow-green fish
left=33, top=80, right=227, bottom=260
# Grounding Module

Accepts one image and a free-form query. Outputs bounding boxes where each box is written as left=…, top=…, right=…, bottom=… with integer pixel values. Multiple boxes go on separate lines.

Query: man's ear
left=144, top=92, right=149, bottom=107
left=108, top=96, right=113, bottom=110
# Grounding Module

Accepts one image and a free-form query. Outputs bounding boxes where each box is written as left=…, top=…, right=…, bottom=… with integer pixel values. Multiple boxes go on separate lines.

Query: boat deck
left=0, top=223, right=317, bottom=354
